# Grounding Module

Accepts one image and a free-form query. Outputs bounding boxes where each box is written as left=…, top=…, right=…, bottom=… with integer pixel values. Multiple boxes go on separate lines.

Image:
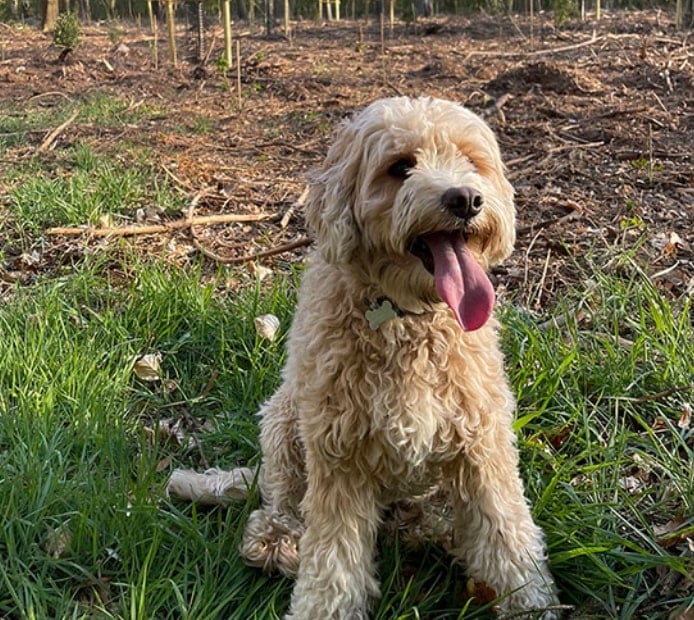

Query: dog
left=239, top=96, right=559, bottom=619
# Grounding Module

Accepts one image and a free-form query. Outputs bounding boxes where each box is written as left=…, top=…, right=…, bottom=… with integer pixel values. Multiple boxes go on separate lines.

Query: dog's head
left=305, top=96, right=515, bottom=331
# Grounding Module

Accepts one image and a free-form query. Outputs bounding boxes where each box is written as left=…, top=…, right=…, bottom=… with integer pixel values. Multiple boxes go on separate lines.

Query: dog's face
left=305, top=97, right=515, bottom=330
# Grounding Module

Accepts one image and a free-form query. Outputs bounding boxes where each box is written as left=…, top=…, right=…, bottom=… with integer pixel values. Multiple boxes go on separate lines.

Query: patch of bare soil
left=0, top=11, right=692, bottom=310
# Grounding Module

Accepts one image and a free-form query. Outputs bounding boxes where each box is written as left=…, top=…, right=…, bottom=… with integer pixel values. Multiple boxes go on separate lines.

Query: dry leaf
left=254, top=314, right=280, bottom=342
left=154, top=418, right=194, bottom=448
left=45, top=521, right=72, bottom=558
left=651, top=231, right=689, bottom=256
left=248, top=261, right=273, bottom=282
left=156, top=455, right=173, bottom=472
left=678, top=403, right=691, bottom=429
left=619, top=475, right=645, bottom=494
left=465, top=577, right=497, bottom=604
left=98, top=214, right=115, bottom=228
left=132, top=353, right=162, bottom=382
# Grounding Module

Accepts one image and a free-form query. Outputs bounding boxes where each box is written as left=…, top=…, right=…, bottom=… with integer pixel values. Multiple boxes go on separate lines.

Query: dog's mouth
left=409, top=231, right=495, bottom=332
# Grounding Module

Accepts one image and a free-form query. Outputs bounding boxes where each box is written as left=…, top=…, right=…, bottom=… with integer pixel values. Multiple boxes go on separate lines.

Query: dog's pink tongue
left=423, top=232, right=495, bottom=331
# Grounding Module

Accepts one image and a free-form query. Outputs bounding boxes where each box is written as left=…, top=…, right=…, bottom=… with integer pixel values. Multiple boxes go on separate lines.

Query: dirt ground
left=0, top=11, right=692, bottom=310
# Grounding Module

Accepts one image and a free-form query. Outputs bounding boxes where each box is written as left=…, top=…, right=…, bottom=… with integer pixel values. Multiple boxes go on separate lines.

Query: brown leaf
left=45, top=521, right=72, bottom=558
left=132, top=353, right=162, bottom=382
left=465, top=577, right=497, bottom=604
left=156, top=455, right=173, bottom=472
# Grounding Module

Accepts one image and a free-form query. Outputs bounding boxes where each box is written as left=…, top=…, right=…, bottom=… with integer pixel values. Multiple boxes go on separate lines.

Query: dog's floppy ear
left=304, top=119, right=362, bottom=264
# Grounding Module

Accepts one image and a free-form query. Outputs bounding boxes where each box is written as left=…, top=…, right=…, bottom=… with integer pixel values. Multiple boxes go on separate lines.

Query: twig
left=547, top=140, right=604, bottom=154
left=195, top=236, right=312, bottom=264
left=532, top=247, right=552, bottom=309
left=461, top=33, right=603, bottom=60
left=498, top=604, right=575, bottom=619
left=517, top=206, right=582, bottom=236
left=161, top=164, right=196, bottom=193
left=280, top=186, right=309, bottom=229
left=45, top=212, right=273, bottom=237
left=630, top=384, right=694, bottom=404
left=37, top=110, right=79, bottom=152
left=26, top=91, right=74, bottom=104
left=203, top=29, right=218, bottom=65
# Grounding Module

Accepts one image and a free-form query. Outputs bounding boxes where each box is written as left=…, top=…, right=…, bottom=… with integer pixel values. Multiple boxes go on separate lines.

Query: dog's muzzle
left=441, top=186, right=483, bottom=222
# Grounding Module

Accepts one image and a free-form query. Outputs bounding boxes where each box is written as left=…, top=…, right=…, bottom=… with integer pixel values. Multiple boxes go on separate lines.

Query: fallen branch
left=517, top=205, right=583, bottom=236
left=37, top=110, right=79, bottom=153
left=280, top=185, right=309, bottom=229
left=45, top=212, right=274, bottom=237
left=460, top=32, right=603, bottom=60
left=195, top=235, right=313, bottom=264
left=631, top=384, right=694, bottom=404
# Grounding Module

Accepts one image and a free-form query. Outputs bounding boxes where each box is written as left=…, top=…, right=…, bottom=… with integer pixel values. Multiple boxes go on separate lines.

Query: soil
left=0, top=11, right=692, bottom=311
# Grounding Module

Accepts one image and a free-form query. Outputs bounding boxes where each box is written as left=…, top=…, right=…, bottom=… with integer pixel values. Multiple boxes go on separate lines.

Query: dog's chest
left=353, top=326, right=489, bottom=484
left=290, top=304, right=512, bottom=493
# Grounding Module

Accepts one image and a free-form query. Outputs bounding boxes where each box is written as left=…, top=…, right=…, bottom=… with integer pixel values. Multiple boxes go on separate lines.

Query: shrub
left=53, top=12, right=81, bottom=50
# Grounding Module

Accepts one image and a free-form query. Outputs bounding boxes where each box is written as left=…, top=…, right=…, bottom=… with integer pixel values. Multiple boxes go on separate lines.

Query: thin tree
left=166, top=0, right=177, bottom=66
left=283, top=0, right=291, bottom=36
left=42, top=0, right=59, bottom=31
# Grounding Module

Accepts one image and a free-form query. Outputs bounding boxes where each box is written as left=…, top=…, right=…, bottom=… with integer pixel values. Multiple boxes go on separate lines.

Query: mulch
left=0, top=10, right=692, bottom=310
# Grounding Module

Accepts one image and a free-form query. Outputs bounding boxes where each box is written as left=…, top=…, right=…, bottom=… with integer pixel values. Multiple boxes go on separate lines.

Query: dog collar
left=365, top=297, right=407, bottom=330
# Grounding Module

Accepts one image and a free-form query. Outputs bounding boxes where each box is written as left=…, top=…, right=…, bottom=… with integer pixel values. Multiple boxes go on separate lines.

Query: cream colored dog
left=240, top=96, right=559, bottom=619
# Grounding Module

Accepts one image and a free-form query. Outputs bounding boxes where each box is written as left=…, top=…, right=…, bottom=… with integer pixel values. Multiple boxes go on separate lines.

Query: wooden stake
left=165, top=0, right=177, bottom=67
left=379, top=10, right=385, bottom=54
left=223, top=0, right=233, bottom=68
left=236, top=40, right=242, bottom=108
left=147, top=0, right=158, bottom=69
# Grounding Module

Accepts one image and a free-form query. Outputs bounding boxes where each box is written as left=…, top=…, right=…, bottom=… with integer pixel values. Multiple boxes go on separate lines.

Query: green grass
left=0, top=252, right=691, bottom=619
left=0, top=96, right=692, bottom=619
left=0, top=257, right=296, bottom=619
left=7, top=149, right=182, bottom=237
left=0, top=92, right=159, bottom=150
left=0, top=93, right=180, bottom=247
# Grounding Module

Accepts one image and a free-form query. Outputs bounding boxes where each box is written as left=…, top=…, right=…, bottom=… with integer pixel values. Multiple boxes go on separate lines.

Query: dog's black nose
left=441, top=186, right=483, bottom=220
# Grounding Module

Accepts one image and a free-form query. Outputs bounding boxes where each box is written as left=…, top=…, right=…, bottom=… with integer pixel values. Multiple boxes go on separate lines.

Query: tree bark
left=42, top=0, right=60, bottom=31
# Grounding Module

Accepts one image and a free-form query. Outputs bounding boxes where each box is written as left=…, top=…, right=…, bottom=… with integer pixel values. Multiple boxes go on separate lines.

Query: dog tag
left=365, top=299, right=398, bottom=330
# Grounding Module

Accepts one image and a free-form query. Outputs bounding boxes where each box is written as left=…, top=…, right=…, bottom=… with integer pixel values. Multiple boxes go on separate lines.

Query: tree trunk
left=42, top=0, right=60, bottom=31
left=265, top=0, right=274, bottom=34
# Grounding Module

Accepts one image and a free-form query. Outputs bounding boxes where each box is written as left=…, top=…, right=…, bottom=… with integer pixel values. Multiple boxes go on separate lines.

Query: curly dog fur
left=240, top=96, right=559, bottom=619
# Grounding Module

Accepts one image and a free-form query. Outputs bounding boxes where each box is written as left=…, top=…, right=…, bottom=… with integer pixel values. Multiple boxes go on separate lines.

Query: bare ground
left=0, top=11, right=692, bottom=311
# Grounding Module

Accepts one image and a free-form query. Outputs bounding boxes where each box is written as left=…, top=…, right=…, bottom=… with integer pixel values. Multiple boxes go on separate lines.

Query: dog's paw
left=495, top=584, right=563, bottom=620
left=240, top=509, right=304, bottom=577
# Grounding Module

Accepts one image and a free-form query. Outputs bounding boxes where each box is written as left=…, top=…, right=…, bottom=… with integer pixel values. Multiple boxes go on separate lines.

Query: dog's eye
left=387, top=157, right=416, bottom=179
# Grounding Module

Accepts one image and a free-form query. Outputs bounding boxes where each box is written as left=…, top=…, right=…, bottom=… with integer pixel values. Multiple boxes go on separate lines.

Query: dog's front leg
left=240, top=386, right=306, bottom=577
left=285, top=459, right=380, bottom=620
left=451, top=424, right=559, bottom=618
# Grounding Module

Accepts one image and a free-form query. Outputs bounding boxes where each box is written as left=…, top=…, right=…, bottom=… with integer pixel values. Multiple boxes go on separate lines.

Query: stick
left=37, top=110, right=79, bottom=152
left=631, top=384, right=694, bottom=404
left=461, top=32, right=603, bottom=60
left=280, top=186, right=309, bottom=229
left=195, top=236, right=312, bottom=264
left=45, top=212, right=274, bottom=237
left=236, top=40, right=241, bottom=109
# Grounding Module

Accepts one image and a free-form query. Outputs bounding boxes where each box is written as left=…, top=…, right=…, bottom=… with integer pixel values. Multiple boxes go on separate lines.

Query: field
left=0, top=9, right=693, bottom=619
